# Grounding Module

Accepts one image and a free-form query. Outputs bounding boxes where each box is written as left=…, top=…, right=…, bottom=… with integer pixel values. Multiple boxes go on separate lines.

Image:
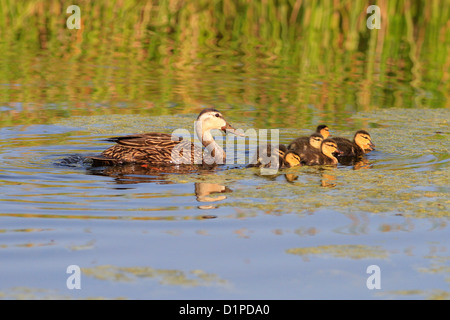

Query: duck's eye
left=215, top=113, right=220, bottom=117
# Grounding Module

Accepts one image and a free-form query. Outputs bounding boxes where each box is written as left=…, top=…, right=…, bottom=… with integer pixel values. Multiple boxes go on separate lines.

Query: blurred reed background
left=0, top=0, right=448, bottom=128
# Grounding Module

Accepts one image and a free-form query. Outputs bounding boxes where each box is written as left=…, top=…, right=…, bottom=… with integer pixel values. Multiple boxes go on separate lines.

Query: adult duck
left=90, top=108, right=243, bottom=166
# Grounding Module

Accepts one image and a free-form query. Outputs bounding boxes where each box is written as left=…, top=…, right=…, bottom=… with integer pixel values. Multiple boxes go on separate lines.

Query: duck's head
left=321, top=138, right=342, bottom=163
left=284, top=150, right=302, bottom=168
left=353, top=130, right=375, bottom=152
left=309, top=133, right=324, bottom=149
left=316, top=125, right=330, bottom=139
left=196, top=109, right=243, bottom=143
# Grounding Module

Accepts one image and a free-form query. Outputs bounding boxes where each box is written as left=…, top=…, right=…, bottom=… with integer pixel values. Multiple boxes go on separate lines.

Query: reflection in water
left=86, top=161, right=230, bottom=211
left=282, top=157, right=374, bottom=186
left=338, top=156, right=373, bottom=170
left=320, top=173, right=336, bottom=188
left=195, top=183, right=231, bottom=210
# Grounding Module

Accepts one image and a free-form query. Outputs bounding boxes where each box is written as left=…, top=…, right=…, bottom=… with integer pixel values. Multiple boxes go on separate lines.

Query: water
left=0, top=1, right=449, bottom=300
left=0, top=108, right=448, bottom=300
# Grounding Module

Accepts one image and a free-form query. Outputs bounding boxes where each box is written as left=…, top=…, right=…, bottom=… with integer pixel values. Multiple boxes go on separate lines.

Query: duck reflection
left=337, top=156, right=373, bottom=169
left=86, top=163, right=230, bottom=209
left=195, top=182, right=232, bottom=209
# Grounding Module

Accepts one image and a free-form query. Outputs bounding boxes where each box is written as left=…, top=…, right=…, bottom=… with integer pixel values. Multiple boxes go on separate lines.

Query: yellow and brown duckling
left=288, top=132, right=324, bottom=153
left=248, top=144, right=301, bottom=169
left=333, top=130, right=375, bottom=158
left=296, top=138, right=343, bottom=166
left=90, top=108, right=243, bottom=166
left=287, top=124, right=329, bottom=152
left=316, top=125, right=331, bottom=139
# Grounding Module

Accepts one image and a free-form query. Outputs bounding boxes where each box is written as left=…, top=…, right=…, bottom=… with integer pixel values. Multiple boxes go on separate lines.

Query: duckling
left=298, top=138, right=342, bottom=166
left=333, top=130, right=375, bottom=158
left=248, top=144, right=302, bottom=169
left=248, top=144, right=285, bottom=168
left=316, top=125, right=331, bottom=139
left=287, top=124, right=329, bottom=151
left=284, top=150, right=302, bottom=168
left=90, top=108, right=243, bottom=166
left=288, top=133, right=324, bottom=153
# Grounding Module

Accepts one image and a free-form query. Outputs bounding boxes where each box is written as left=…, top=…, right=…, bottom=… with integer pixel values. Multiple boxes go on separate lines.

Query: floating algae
left=163, top=108, right=450, bottom=219
left=286, top=244, right=389, bottom=260
left=56, top=108, right=449, bottom=219
left=81, top=265, right=228, bottom=287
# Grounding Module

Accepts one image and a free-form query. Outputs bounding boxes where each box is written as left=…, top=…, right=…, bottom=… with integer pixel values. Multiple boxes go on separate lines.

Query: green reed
left=0, top=0, right=448, bottom=127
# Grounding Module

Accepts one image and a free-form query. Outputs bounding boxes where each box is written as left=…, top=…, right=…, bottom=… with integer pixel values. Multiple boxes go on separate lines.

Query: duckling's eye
left=215, top=113, right=220, bottom=118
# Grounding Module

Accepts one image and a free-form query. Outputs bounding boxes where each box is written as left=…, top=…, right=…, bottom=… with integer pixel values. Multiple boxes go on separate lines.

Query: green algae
left=158, top=108, right=450, bottom=220
left=81, top=265, right=228, bottom=287
left=286, top=244, right=389, bottom=260
left=54, top=108, right=449, bottom=220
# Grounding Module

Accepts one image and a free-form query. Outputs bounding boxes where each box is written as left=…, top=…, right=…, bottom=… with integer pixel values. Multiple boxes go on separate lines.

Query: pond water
left=0, top=107, right=448, bottom=300
left=0, top=1, right=449, bottom=300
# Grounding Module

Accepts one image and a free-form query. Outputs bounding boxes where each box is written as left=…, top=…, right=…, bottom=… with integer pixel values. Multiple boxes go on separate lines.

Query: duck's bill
left=221, top=123, right=245, bottom=136
left=367, top=142, right=376, bottom=150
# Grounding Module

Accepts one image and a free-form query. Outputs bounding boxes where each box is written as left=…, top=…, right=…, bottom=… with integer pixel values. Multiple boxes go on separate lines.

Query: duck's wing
left=96, top=133, right=196, bottom=165
left=105, top=133, right=181, bottom=148
left=287, top=136, right=308, bottom=151
left=247, top=144, right=286, bottom=168
left=332, top=137, right=358, bottom=156
left=297, top=149, right=322, bottom=166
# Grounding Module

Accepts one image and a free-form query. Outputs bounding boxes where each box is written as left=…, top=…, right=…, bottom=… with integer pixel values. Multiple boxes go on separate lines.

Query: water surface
left=0, top=0, right=449, bottom=300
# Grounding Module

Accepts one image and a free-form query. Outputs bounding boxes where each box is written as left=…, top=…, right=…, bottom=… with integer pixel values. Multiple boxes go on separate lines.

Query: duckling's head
left=309, top=133, right=324, bottom=149
left=316, top=125, right=330, bottom=139
left=196, top=108, right=243, bottom=143
left=353, top=130, right=375, bottom=151
left=284, top=150, right=301, bottom=168
left=321, top=138, right=342, bottom=163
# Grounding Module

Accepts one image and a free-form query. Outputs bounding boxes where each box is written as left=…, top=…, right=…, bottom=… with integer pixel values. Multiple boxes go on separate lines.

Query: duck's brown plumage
left=288, top=132, right=324, bottom=153
left=333, top=130, right=374, bottom=158
left=248, top=144, right=301, bottom=168
left=89, top=108, right=241, bottom=167
left=94, top=133, right=198, bottom=165
left=248, top=144, right=288, bottom=168
left=297, top=138, right=341, bottom=166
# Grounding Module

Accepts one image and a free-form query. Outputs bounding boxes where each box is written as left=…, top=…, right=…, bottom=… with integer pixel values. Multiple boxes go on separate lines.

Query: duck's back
left=333, top=137, right=363, bottom=157
left=95, top=133, right=199, bottom=165
left=288, top=137, right=309, bottom=152
left=299, top=149, right=335, bottom=166
left=248, top=144, right=287, bottom=168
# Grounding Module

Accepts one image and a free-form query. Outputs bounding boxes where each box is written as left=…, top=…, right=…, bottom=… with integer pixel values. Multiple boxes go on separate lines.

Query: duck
left=248, top=144, right=301, bottom=169
left=316, top=125, right=331, bottom=139
left=288, top=132, right=324, bottom=153
left=287, top=124, right=330, bottom=151
left=90, top=108, right=243, bottom=166
left=297, top=138, right=342, bottom=166
left=333, top=130, right=375, bottom=158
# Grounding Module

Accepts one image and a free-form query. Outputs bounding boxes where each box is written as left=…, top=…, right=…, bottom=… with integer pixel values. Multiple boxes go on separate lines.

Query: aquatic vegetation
left=286, top=244, right=389, bottom=260
left=82, top=265, right=229, bottom=287
left=0, top=0, right=448, bottom=300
